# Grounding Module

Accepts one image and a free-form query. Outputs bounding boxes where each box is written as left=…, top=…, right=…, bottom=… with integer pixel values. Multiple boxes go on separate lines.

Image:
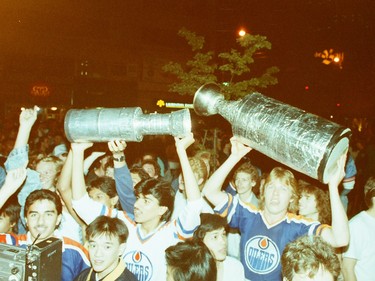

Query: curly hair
left=282, top=235, right=340, bottom=280
left=299, top=184, right=331, bottom=225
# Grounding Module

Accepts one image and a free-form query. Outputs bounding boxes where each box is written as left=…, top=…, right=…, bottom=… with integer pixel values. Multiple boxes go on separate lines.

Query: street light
left=238, top=29, right=246, bottom=37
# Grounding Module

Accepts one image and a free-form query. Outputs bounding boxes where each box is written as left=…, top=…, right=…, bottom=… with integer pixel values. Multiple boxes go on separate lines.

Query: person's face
left=264, top=180, right=292, bottom=216
left=130, top=173, right=142, bottom=187
left=133, top=194, right=166, bottom=224
left=25, top=199, right=61, bottom=243
left=286, top=267, right=334, bottom=281
left=88, top=234, right=125, bottom=279
left=234, top=172, right=255, bottom=195
left=36, top=161, right=58, bottom=190
left=203, top=227, right=227, bottom=262
left=298, top=193, right=318, bottom=218
left=142, top=163, right=156, bottom=178
left=89, top=188, right=117, bottom=209
left=0, top=214, right=15, bottom=233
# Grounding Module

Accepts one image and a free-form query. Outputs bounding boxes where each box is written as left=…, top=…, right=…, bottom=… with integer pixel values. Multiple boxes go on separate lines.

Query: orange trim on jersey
left=219, top=194, right=233, bottom=218
left=63, top=237, right=89, bottom=258
left=316, top=224, right=330, bottom=236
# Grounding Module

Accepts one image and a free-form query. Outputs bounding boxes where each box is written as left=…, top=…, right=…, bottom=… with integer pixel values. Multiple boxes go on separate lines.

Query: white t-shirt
left=222, top=256, right=245, bottom=281
left=343, top=211, right=375, bottom=281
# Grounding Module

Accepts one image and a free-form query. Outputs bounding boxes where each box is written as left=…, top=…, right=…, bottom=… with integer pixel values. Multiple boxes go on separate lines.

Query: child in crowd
left=0, top=197, right=20, bottom=234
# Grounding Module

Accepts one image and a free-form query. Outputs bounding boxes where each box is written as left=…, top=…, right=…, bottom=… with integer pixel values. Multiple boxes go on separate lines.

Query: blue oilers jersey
left=216, top=194, right=327, bottom=281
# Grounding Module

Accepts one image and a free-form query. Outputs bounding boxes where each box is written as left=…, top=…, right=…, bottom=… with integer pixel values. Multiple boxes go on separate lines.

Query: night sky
left=1, top=0, right=374, bottom=117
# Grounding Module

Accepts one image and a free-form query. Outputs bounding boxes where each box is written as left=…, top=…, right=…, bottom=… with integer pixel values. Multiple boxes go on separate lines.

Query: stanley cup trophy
left=193, top=83, right=351, bottom=183
left=64, top=107, right=191, bottom=143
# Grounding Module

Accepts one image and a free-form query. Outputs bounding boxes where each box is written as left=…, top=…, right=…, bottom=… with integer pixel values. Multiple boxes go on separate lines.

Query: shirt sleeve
left=175, top=197, right=204, bottom=239
left=114, top=165, right=135, bottom=218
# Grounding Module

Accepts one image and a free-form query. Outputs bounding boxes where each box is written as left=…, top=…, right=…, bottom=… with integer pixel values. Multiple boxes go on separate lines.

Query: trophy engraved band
left=193, top=83, right=351, bottom=183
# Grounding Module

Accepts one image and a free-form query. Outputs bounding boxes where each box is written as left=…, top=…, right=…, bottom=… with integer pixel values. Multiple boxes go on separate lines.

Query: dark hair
left=87, top=176, right=118, bottom=199
left=299, top=184, right=331, bottom=225
left=129, top=167, right=150, bottom=181
left=86, top=216, right=129, bottom=244
left=141, top=159, right=161, bottom=177
left=165, top=240, right=217, bottom=281
left=0, top=197, right=21, bottom=233
left=281, top=235, right=340, bottom=280
left=193, top=213, right=227, bottom=241
left=25, top=189, right=62, bottom=216
left=134, top=178, right=175, bottom=221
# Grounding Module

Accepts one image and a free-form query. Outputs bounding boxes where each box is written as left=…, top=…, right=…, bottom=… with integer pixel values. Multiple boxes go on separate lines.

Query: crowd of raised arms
left=0, top=106, right=374, bottom=281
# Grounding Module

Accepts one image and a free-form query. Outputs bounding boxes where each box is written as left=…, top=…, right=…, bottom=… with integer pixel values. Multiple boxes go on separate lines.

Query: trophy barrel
left=64, top=108, right=191, bottom=143
left=193, top=83, right=351, bottom=183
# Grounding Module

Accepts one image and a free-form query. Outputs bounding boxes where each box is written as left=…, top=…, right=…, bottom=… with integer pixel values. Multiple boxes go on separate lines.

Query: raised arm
left=174, top=132, right=200, bottom=201
left=14, top=106, right=38, bottom=149
left=56, top=149, right=85, bottom=226
left=5, top=107, right=38, bottom=171
left=0, top=167, right=27, bottom=208
left=71, top=142, right=93, bottom=200
left=320, top=153, right=349, bottom=248
left=108, top=140, right=135, bottom=215
left=203, top=136, right=252, bottom=207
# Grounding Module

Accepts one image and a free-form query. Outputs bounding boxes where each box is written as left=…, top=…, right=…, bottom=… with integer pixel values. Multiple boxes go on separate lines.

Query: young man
left=203, top=136, right=349, bottom=281
left=165, top=239, right=217, bottom=281
left=71, top=133, right=204, bottom=281
left=17, top=189, right=90, bottom=281
left=193, top=213, right=245, bottom=281
left=281, top=235, right=340, bottom=281
left=74, top=216, right=137, bottom=281
left=342, top=176, right=375, bottom=280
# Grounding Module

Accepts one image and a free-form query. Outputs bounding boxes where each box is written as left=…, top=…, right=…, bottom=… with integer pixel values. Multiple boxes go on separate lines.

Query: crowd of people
left=0, top=106, right=374, bottom=281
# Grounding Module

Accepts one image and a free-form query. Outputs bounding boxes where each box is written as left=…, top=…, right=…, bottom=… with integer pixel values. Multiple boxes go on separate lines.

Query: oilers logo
left=123, top=251, right=153, bottom=281
left=244, top=235, right=280, bottom=274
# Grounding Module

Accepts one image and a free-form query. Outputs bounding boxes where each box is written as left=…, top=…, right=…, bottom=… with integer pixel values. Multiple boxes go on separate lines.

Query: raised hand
left=0, top=167, right=27, bottom=206
left=174, top=132, right=195, bottom=151
left=229, top=136, right=252, bottom=159
left=107, top=140, right=127, bottom=156
left=328, top=152, right=347, bottom=189
left=19, top=106, right=38, bottom=128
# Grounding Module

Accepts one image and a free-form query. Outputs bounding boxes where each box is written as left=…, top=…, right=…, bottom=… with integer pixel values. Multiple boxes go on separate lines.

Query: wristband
left=112, top=155, right=125, bottom=162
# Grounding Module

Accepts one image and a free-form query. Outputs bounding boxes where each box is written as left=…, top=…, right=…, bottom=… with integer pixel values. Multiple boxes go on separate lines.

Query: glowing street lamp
left=238, top=29, right=246, bottom=37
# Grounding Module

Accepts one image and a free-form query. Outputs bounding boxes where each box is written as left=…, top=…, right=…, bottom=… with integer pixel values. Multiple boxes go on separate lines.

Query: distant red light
left=304, top=85, right=309, bottom=91
left=336, top=103, right=341, bottom=107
